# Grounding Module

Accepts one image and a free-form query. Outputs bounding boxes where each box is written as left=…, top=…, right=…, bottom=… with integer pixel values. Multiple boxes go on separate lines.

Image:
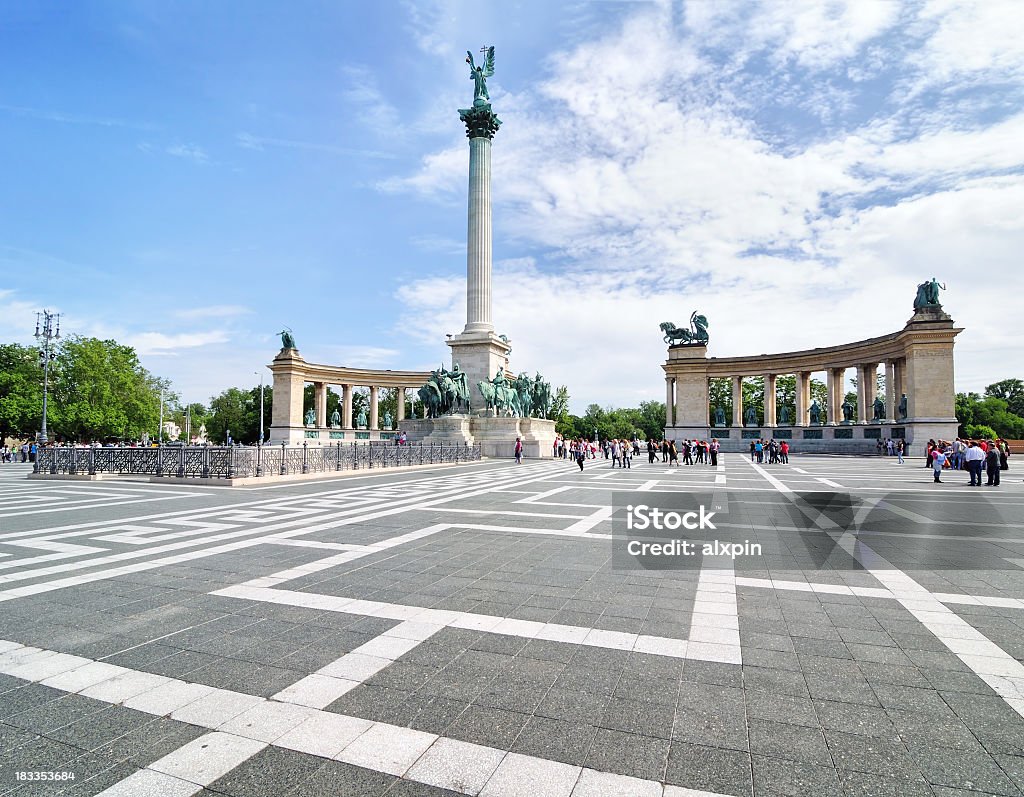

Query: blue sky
left=2, top=0, right=1022, bottom=411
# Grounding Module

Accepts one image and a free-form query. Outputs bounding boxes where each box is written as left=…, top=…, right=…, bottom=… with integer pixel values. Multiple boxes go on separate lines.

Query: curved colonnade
left=663, top=310, right=962, bottom=453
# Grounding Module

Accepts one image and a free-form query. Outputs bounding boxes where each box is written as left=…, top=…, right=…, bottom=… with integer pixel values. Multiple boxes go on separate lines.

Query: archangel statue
left=467, top=47, right=495, bottom=105
left=277, top=328, right=296, bottom=350
left=913, top=278, right=946, bottom=311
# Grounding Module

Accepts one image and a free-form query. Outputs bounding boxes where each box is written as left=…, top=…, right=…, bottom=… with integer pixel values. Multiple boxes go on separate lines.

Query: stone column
left=396, top=388, right=406, bottom=422
left=856, top=366, right=868, bottom=423
left=731, top=376, right=743, bottom=427
left=369, top=386, right=379, bottom=430
left=864, top=364, right=878, bottom=422
left=763, top=374, right=776, bottom=427
left=268, top=348, right=307, bottom=444
left=342, top=384, right=353, bottom=429
left=826, top=368, right=841, bottom=425
left=795, top=371, right=810, bottom=426
left=459, top=104, right=501, bottom=335
left=314, top=382, right=327, bottom=428
left=885, top=361, right=896, bottom=422
left=675, top=378, right=686, bottom=429
left=665, top=378, right=674, bottom=427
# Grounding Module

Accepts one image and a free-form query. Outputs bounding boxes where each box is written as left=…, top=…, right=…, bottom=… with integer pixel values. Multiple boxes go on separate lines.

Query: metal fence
left=33, top=442, right=481, bottom=480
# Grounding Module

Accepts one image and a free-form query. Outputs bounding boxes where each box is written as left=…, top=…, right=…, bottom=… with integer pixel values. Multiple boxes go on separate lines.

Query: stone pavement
left=0, top=452, right=1022, bottom=796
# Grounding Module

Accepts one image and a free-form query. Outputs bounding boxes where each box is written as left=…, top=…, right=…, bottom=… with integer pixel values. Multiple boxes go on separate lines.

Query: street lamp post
left=33, top=310, right=60, bottom=444
left=255, top=371, right=265, bottom=446
left=159, top=387, right=165, bottom=444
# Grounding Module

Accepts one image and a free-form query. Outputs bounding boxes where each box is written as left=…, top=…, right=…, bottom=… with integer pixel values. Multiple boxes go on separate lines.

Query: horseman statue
left=659, top=311, right=709, bottom=346
left=416, top=363, right=471, bottom=418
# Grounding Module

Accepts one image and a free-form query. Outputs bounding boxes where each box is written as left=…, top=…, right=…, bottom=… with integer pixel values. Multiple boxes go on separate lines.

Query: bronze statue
left=330, top=408, right=341, bottom=428
left=809, top=400, right=822, bottom=425
left=277, top=328, right=296, bottom=349
left=873, top=396, right=885, bottom=421
left=714, top=406, right=726, bottom=426
left=357, top=407, right=368, bottom=428
left=778, top=406, right=790, bottom=426
left=659, top=312, right=709, bottom=346
left=898, top=393, right=908, bottom=419
left=744, top=406, right=757, bottom=426
left=842, top=399, right=855, bottom=422
left=304, top=408, right=315, bottom=426
left=466, top=47, right=495, bottom=105
left=914, top=277, right=946, bottom=310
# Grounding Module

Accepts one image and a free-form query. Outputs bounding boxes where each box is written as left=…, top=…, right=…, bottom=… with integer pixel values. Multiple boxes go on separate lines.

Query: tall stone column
left=763, top=374, right=776, bottom=427
left=665, top=378, right=674, bottom=427
left=342, top=384, right=353, bottom=429
left=447, top=101, right=510, bottom=398
left=826, top=368, right=841, bottom=425
left=885, top=361, right=896, bottom=422
left=396, top=388, right=406, bottom=422
left=732, top=376, right=743, bottom=427
left=465, top=136, right=493, bottom=334
left=314, top=382, right=327, bottom=428
left=795, top=371, right=810, bottom=426
left=268, top=347, right=307, bottom=444
left=369, top=386, right=379, bottom=430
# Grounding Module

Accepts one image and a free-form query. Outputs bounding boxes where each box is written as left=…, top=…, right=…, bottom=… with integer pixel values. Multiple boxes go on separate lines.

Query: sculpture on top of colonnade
left=660, top=312, right=709, bottom=346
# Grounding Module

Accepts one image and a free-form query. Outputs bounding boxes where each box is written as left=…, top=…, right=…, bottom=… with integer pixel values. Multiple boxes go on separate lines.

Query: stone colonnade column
left=665, top=378, right=674, bottom=427
left=826, top=368, right=841, bottom=425
left=795, top=371, right=810, bottom=426
left=460, top=106, right=500, bottom=334
left=314, top=383, right=327, bottom=428
left=763, top=374, right=776, bottom=427
left=397, top=388, right=406, bottom=422
left=342, top=384, right=353, bottom=429
left=732, top=376, right=743, bottom=427
left=885, top=362, right=896, bottom=422
left=864, top=364, right=878, bottom=422
left=369, top=386, right=379, bottom=430
left=893, top=360, right=905, bottom=418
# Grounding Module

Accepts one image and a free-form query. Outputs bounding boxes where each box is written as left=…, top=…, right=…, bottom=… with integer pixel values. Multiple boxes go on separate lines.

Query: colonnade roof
left=268, top=357, right=430, bottom=388
left=670, top=319, right=960, bottom=378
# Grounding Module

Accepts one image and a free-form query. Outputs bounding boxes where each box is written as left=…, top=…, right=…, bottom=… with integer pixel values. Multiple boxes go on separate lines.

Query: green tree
left=550, top=386, right=570, bottom=424
left=636, top=400, right=666, bottom=439
left=0, top=343, right=43, bottom=446
left=52, top=336, right=166, bottom=441
left=984, top=379, right=1024, bottom=417
left=207, top=387, right=258, bottom=444
left=964, top=423, right=998, bottom=441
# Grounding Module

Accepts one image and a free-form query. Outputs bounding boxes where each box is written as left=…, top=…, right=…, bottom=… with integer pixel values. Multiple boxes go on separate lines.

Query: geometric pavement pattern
left=0, top=453, right=1022, bottom=796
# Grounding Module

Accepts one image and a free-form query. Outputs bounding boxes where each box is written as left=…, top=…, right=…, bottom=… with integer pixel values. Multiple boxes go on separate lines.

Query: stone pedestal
left=517, top=417, right=557, bottom=458
left=447, top=331, right=512, bottom=412
left=468, top=416, right=522, bottom=458
left=401, top=416, right=474, bottom=446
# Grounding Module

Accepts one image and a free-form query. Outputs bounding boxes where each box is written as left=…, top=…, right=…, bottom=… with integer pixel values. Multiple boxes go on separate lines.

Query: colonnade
left=663, top=359, right=907, bottom=428
left=309, top=382, right=418, bottom=430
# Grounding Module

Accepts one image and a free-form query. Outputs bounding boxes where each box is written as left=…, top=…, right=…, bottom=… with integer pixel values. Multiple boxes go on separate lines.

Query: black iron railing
left=34, top=442, right=481, bottom=479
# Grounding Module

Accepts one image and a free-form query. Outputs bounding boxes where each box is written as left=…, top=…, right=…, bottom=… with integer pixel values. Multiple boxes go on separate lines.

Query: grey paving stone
left=510, top=715, right=597, bottom=766
left=664, top=741, right=753, bottom=797
left=445, top=704, right=530, bottom=749
left=208, top=746, right=324, bottom=797
left=748, top=718, right=831, bottom=766
left=751, top=754, right=845, bottom=797
left=583, top=728, right=670, bottom=781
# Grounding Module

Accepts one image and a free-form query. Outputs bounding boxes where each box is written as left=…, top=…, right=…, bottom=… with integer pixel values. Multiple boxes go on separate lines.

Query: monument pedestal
left=401, top=416, right=474, bottom=446
left=446, top=332, right=512, bottom=412
left=512, top=417, right=556, bottom=458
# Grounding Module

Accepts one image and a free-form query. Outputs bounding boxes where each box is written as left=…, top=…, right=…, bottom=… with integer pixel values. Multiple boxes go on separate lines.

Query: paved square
left=0, top=454, right=1022, bottom=796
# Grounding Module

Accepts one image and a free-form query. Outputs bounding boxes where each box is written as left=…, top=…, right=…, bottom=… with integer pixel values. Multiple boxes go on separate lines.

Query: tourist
left=575, top=441, right=586, bottom=471
left=647, top=439, right=657, bottom=464
left=514, top=436, right=523, bottom=465
left=997, top=438, right=1009, bottom=471
left=985, top=442, right=1001, bottom=486
left=749, top=440, right=756, bottom=462
left=622, top=442, right=632, bottom=469
left=709, top=438, right=720, bottom=467
left=779, top=439, right=789, bottom=464
left=668, top=440, right=679, bottom=466
left=896, top=438, right=904, bottom=464
left=931, top=446, right=946, bottom=482
left=661, top=439, right=669, bottom=463
left=754, top=439, right=764, bottom=463
left=964, top=440, right=984, bottom=486
left=682, top=440, right=692, bottom=466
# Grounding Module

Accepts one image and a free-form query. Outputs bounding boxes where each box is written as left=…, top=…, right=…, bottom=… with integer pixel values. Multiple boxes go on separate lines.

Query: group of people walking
left=927, top=438, right=1009, bottom=485
left=2, top=443, right=37, bottom=463
left=651, top=438, right=721, bottom=467
left=748, top=439, right=790, bottom=464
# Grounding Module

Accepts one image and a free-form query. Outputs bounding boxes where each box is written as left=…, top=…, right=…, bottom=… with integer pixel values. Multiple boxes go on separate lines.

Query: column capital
left=459, top=104, right=501, bottom=139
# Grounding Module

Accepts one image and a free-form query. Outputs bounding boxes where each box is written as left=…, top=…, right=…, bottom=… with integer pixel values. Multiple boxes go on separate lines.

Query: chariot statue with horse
left=659, top=312, right=709, bottom=346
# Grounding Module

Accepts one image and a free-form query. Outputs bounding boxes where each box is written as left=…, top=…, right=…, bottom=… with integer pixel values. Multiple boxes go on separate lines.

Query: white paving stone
left=218, top=700, right=317, bottom=743
left=169, top=689, right=264, bottom=726
left=80, top=671, right=172, bottom=704
left=275, top=711, right=373, bottom=758
left=94, top=768, right=200, bottom=797
left=336, top=722, right=437, bottom=776
left=480, top=752, right=582, bottom=797
left=123, top=680, right=216, bottom=716
left=40, top=661, right=127, bottom=693
left=272, top=673, right=361, bottom=709
left=149, top=731, right=266, bottom=785
left=319, top=652, right=393, bottom=681
left=406, top=737, right=506, bottom=795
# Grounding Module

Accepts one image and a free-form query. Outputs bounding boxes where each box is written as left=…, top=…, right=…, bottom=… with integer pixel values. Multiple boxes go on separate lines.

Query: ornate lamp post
left=256, top=371, right=265, bottom=445
left=33, top=310, right=60, bottom=444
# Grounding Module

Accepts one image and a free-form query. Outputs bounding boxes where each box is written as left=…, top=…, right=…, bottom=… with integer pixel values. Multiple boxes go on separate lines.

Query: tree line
left=3, top=337, right=1021, bottom=446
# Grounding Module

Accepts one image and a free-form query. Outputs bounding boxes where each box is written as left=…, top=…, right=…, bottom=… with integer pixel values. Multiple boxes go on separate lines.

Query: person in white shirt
left=931, top=448, right=946, bottom=482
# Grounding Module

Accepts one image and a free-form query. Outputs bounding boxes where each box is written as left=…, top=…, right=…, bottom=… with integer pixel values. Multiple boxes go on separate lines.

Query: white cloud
left=174, top=305, right=253, bottom=321
left=235, top=132, right=395, bottom=160
left=124, top=330, right=231, bottom=355
left=165, top=143, right=209, bottom=164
